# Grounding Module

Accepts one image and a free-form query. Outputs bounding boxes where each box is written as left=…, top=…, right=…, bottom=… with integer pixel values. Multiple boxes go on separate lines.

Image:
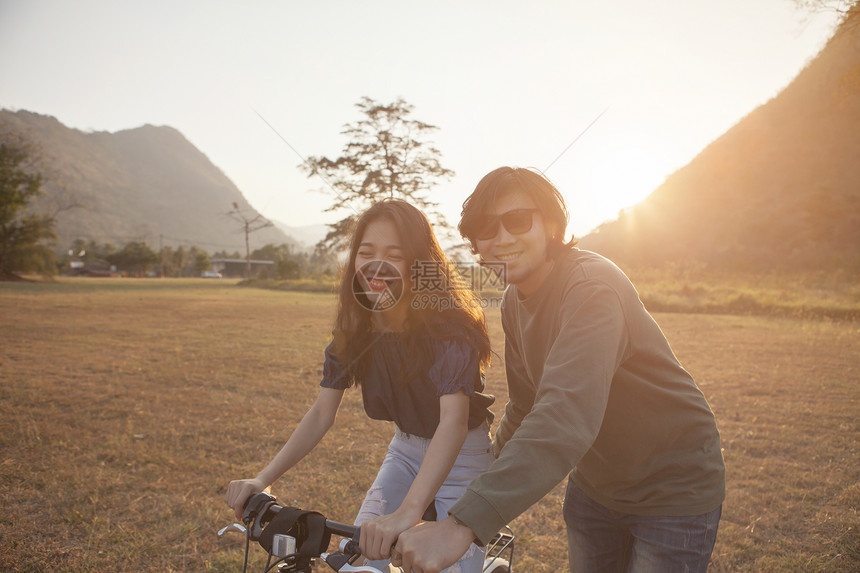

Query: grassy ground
left=0, top=278, right=857, bottom=571
left=625, top=266, right=860, bottom=321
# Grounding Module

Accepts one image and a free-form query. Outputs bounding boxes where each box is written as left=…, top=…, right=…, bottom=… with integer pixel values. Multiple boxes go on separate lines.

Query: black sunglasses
left=476, top=209, right=539, bottom=240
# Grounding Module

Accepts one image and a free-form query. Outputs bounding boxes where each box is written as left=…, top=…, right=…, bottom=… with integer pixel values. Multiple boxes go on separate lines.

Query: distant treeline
left=61, top=238, right=339, bottom=279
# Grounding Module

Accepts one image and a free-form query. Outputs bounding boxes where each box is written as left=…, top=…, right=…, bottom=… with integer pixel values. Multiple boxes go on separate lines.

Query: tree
left=0, top=137, right=57, bottom=279
left=68, top=238, right=89, bottom=260
left=792, top=0, right=859, bottom=33
left=212, top=249, right=242, bottom=259
left=179, top=245, right=206, bottom=277
left=193, top=250, right=211, bottom=274
left=106, top=241, right=159, bottom=276
left=251, top=243, right=301, bottom=279
left=173, top=246, right=188, bottom=276
left=158, top=245, right=175, bottom=277
left=301, top=97, right=455, bottom=253
left=66, top=238, right=116, bottom=263
left=792, top=0, right=857, bottom=16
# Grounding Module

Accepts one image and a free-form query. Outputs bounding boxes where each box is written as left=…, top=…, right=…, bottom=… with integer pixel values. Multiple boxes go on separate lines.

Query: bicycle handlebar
left=228, top=492, right=372, bottom=572
left=222, top=492, right=514, bottom=573
left=263, top=502, right=358, bottom=539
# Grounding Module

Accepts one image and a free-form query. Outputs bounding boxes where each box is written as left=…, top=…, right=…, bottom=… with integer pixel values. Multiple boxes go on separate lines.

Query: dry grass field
left=0, top=278, right=857, bottom=572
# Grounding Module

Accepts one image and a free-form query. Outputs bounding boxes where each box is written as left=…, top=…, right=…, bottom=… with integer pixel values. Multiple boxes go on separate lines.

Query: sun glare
left=582, top=140, right=671, bottom=229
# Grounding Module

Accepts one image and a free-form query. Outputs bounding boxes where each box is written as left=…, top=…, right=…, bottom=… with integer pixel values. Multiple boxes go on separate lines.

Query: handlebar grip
left=242, top=492, right=278, bottom=540
left=242, top=492, right=276, bottom=524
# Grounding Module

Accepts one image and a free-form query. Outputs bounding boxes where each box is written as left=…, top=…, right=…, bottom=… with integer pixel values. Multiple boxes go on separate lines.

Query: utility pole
left=226, top=202, right=273, bottom=278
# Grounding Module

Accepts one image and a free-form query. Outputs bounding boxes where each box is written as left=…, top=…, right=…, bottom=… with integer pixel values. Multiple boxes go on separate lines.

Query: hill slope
left=0, top=110, right=294, bottom=253
left=580, top=12, right=860, bottom=271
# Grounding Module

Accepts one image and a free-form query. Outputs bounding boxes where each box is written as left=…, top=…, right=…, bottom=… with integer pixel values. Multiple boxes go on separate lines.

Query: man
left=394, top=167, right=725, bottom=572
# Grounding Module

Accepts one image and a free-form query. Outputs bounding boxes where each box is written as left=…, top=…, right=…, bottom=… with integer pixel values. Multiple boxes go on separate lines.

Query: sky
left=0, top=0, right=843, bottom=242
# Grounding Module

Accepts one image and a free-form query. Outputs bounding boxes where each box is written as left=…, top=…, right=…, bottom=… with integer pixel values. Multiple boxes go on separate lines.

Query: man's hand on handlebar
left=393, top=516, right=476, bottom=573
left=358, top=508, right=420, bottom=561
left=225, top=477, right=268, bottom=521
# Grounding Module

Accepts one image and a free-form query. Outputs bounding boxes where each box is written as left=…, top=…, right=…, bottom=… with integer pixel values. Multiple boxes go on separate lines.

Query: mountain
left=272, top=220, right=329, bottom=251
left=0, top=110, right=297, bottom=253
left=580, top=12, right=860, bottom=271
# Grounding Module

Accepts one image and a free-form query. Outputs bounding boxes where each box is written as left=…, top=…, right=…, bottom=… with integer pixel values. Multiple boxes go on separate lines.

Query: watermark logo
left=409, top=261, right=506, bottom=293
left=411, top=292, right=503, bottom=311
left=353, top=260, right=507, bottom=312
left=352, top=260, right=404, bottom=311
left=409, top=261, right=506, bottom=311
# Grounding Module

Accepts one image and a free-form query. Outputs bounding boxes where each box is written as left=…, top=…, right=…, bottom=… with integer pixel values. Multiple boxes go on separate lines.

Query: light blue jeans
left=354, top=424, right=495, bottom=573
left=563, top=478, right=722, bottom=573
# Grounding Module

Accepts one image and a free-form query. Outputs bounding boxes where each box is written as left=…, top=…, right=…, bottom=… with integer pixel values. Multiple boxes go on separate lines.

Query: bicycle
left=218, top=492, right=515, bottom=573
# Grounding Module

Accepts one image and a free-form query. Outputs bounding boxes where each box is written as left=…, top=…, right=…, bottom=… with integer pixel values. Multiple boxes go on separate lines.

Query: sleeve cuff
left=448, top=490, right=508, bottom=546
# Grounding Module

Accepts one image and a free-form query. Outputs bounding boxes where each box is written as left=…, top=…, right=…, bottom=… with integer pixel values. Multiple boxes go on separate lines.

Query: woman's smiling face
left=354, top=217, right=408, bottom=317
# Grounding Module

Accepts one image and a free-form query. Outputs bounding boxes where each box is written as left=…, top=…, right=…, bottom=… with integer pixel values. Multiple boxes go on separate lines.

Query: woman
left=225, top=199, right=495, bottom=572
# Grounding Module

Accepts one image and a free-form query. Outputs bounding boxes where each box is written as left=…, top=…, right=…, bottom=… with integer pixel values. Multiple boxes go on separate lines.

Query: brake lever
left=321, top=552, right=382, bottom=572
left=217, top=523, right=247, bottom=536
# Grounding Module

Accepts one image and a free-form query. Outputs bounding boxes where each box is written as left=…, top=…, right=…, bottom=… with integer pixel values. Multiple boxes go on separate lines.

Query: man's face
left=474, top=190, right=555, bottom=295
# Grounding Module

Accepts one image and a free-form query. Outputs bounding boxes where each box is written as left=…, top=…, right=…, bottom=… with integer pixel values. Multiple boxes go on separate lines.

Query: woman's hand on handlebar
left=225, top=477, right=268, bottom=521
left=359, top=508, right=420, bottom=561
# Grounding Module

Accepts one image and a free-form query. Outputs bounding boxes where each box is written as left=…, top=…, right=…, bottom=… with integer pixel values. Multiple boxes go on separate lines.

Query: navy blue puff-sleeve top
left=319, top=323, right=495, bottom=439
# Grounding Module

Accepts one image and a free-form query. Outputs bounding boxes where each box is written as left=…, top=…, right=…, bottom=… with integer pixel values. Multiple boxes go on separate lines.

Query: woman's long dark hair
left=333, top=199, right=491, bottom=386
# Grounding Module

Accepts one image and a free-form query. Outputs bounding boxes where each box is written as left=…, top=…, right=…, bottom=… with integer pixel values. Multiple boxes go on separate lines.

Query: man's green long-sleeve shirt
left=450, top=249, right=725, bottom=544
